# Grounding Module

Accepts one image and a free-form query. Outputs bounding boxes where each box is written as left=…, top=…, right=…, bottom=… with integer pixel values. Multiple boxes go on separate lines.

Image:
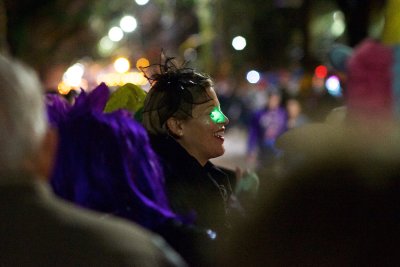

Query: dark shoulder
left=0, top=182, right=185, bottom=267
left=48, top=196, right=186, bottom=267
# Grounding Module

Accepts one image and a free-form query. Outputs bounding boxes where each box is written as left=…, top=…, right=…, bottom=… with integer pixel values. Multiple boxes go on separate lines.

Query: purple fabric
left=247, top=107, right=288, bottom=154
left=47, top=83, right=180, bottom=230
left=46, top=93, right=71, bottom=127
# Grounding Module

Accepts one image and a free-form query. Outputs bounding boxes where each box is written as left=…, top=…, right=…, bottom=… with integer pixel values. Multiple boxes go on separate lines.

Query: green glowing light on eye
left=210, top=106, right=227, bottom=123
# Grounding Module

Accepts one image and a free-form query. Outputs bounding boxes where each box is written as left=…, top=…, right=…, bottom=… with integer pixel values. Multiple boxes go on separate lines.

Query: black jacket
left=150, top=134, right=237, bottom=237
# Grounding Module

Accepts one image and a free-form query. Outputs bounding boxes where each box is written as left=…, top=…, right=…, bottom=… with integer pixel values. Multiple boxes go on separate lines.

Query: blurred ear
left=33, top=128, right=58, bottom=181
left=166, top=117, right=184, bottom=137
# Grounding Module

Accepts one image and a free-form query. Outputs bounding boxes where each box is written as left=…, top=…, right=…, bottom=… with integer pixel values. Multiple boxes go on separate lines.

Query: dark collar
left=150, top=134, right=231, bottom=190
left=150, top=134, right=204, bottom=169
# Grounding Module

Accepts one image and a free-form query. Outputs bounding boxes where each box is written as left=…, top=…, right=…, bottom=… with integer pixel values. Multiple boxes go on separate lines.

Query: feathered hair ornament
left=141, top=54, right=213, bottom=135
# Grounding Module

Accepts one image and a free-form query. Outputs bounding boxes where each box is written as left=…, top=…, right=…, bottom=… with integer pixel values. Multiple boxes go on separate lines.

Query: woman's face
left=178, top=87, right=229, bottom=166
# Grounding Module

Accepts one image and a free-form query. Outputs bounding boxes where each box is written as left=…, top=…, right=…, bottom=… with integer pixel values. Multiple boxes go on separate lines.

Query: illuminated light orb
left=206, top=229, right=217, bottom=240
left=325, top=75, right=342, bottom=97
left=108, top=27, right=124, bottom=42
left=97, top=71, right=148, bottom=87
left=98, top=36, right=116, bottom=56
left=135, top=0, right=149, bottom=5
left=232, top=36, right=247, bottom=50
left=331, top=20, right=346, bottom=37
left=120, top=16, right=137, bottom=33
left=315, top=65, right=328, bottom=79
left=130, top=72, right=148, bottom=85
left=57, top=81, right=71, bottom=95
left=136, top=57, right=150, bottom=70
left=114, top=57, right=131, bottom=73
left=210, top=106, right=227, bottom=124
left=63, top=63, right=84, bottom=87
left=246, top=70, right=260, bottom=84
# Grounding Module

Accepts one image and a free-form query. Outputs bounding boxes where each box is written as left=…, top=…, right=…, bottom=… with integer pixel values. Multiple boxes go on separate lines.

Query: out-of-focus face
left=268, top=94, right=281, bottom=110
left=179, top=87, right=229, bottom=166
left=287, top=99, right=301, bottom=118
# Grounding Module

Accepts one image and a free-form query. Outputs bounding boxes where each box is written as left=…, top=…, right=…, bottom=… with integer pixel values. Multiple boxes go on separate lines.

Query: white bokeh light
left=331, top=11, right=346, bottom=37
left=108, top=27, right=124, bottom=42
left=325, top=75, right=342, bottom=97
left=120, top=16, right=137, bottom=32
left=135, top=0, right=149, bottom=5
left=63, top=63, right=85, bottom=87
left=98, top=36, right=116, bottom=56
left=232, top=36, right=247, bottom=50
left=246, top=70, right=260, bottom=84
left=114, top=57, right=131, bottom=73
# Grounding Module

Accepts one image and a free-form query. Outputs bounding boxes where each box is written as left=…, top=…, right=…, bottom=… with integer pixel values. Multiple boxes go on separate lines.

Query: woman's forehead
left=201, top=87, right=219, bottom=105
left=192, top=88, right=219, bottom=114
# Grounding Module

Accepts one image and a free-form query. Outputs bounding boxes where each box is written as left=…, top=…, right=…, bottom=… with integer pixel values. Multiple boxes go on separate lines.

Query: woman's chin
left=210, top=147, right=225, bottom=159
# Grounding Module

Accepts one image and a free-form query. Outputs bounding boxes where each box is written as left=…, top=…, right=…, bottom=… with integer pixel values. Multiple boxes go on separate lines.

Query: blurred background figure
left=223, top=124, right=400, bottom=266
left=247, top=89, right=288, bottom=170
left=0, top=54, right=185, bottom=267
left=286, top=98, right=309, bottom=129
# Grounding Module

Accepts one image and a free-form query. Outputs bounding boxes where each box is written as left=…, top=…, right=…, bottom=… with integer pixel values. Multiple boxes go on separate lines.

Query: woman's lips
left=213, top=131, right=225, bottom=142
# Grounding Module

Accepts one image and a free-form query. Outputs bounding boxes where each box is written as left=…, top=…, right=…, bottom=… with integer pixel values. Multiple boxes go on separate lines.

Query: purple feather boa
left=47, top=83, right=183, bottom=230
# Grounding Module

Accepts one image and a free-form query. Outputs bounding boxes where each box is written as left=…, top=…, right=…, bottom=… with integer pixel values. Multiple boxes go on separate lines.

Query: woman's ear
left=166, top=117, right=184, bottom=137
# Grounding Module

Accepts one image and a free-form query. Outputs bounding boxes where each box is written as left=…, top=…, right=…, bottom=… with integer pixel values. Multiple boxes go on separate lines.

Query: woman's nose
left=222, top=113, right=230, bottom=125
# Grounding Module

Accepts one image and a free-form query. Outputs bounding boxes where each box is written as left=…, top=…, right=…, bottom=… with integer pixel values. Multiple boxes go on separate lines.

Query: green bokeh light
left=210, top=106, right=227, bottom=124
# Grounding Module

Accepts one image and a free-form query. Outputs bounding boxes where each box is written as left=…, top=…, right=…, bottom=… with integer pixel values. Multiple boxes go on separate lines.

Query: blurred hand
left=234, top=168, right=259, bottom=197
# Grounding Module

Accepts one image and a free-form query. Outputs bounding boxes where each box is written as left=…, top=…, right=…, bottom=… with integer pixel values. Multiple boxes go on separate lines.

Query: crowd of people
left=2, top=41, right=400, bottom=266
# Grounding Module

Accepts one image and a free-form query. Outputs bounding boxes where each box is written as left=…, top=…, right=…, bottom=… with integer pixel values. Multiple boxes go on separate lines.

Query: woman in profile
left=141, top=57, right=244, bottom=252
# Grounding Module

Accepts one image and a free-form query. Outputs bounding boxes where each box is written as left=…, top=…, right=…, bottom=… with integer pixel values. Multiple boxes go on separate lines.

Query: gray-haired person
left=0, top=54, right=186, bottom=267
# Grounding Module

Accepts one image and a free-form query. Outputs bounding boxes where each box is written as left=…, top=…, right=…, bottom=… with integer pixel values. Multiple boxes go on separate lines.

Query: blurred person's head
left=267, top=90, right=282, bottom=110
left=286, top=98, right=302, bottom=119
left=142, top=57, right=229, bottom=166
left=224, top=125, right=400, bottom=266
left=0, top=55, right=56, bottom=179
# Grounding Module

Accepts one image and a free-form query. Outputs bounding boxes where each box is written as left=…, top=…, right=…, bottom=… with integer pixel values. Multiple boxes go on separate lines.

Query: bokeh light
left=114, top=57, right=131, bottom=73
left=325, top=75, right=342, bottom=97
left=98, top=36, right=116, bottom=57
left=331, top=11, right=346, bottom=37
left=135, top=0, right=149, bottom=5
left=120, top=16, right=137, bottom=33
left=97, top=72, right=148, bottom=87
left=232, top=36, right=247, bottom=51
left=136, top=57, right=150, bottom=70
left=62, top=63, right=85, bottom=87
left=108, top=27, right=124, bottom=42
left=315, top=65, right=328, bottom=79
left=246, top=70, right=260, bottom=84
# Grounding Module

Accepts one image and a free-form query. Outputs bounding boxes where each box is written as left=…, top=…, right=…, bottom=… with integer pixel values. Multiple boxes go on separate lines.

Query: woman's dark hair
left=142, top=56, right=213, bottom=135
